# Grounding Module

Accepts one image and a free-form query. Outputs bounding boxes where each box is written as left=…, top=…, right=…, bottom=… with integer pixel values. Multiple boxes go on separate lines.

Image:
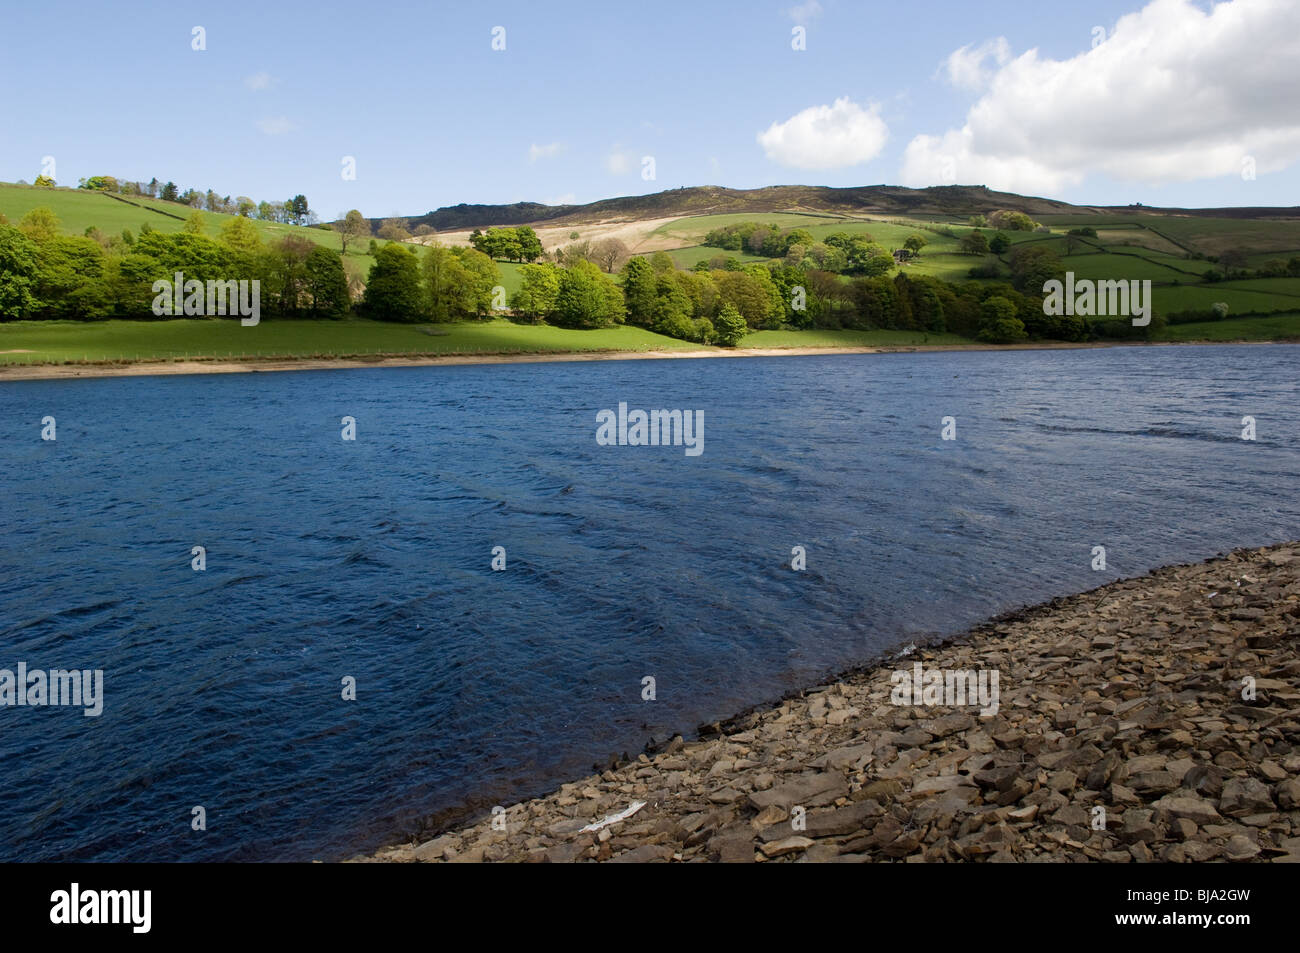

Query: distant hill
left=391, top=184, right=1300, bottom=232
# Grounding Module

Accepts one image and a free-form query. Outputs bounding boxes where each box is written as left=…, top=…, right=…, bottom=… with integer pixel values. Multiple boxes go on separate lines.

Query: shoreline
left=357, top=542, right=1300, bottom=863
left=0, top=338, right=1285, bottom=383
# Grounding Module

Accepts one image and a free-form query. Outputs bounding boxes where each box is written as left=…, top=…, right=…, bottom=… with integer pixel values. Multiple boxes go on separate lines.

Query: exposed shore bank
left=358, top=543, right=1300, bottom=863
left=0, top=339, right=1279, bottom=383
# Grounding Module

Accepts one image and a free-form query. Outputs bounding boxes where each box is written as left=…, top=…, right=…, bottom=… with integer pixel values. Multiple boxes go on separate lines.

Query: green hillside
left=0, top=182, right=391, bottom=283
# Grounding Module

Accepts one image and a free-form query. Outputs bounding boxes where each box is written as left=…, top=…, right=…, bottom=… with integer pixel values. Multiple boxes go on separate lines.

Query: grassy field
left=0, top=318, right=707, bottom=365
left=1154, top=312, right=1300, bottom=342
left=1037, top=213, right=1300, bottom=258
left=899, top=253, right=992, bottom=283
left=664, top=245, right=769, bottom=268
left=741, top=328, right=974, bottom=348
left=1152, top=284, right=1300, bottom=314
left=0, top=182, right=410, bottom=284
left=495, top=261, right=525, bottom=295
left=650, top=211, right=848, bottom=245
left=1056, top=252, right=1202, bottom=282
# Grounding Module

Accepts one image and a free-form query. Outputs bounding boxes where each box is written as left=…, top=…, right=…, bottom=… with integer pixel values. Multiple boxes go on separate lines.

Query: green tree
left=806, top=242, right=847, bottom=273
left=845, top=239, right=895, bottom=276
left=621, top=256, right=657, bottom=327
left=903, top=235, right=928, bottom=256
left=18, top=207, right=60, bottom=243
left=978, top=296, right=1027, bottom=343
left=262, top=236, right=315, bottom=315
left=988, top=232, right=1011, bottom=254
left=674, top=269, right=719, bottom=320
left=649, top=250, right=675, bottom=274
left=552, top=260, right=624, bottom=328
left=182, top=211, right=206, bottom=236
left=335, top=210, right=371, bottom=255
left=850, top=275, right=901, bottom=329
left=219, top=215, right=262, bottom=253
left=713, top=304, right=748, bottom=346
left=422, top=245, right=463, bottom=321
left=1008, top=245, right=1065, bottom=294
left=0, top=225, right=39, bottom=319
left=712, top=270, right=776, bottom=328
left=471, top=226, right=521, bottom=261
left=423, top=245, right=499, bottom=320
left=785, top=228, right=816, bottom=251
left=515, top=226, right=543, bottom=262
left=510, top=262, right=560, bottom=322
left=988, top=210, right=1037, bottom=231
left=453, top=247, right=501, bottom=318
left=31, top=236, right=111, bottom=319
left=33, top=174, right=56, bottom=188
left=960, top=230, right=989, bottom=255
left=364, top=243, right=423, bottom=321
left=304, top=246, right=351, bottom=317
left=377, top=217, right=412, bottom=242
left=743, top=264, right=784, bottom=327
left=288, top=194, right=311, bottom=224
left=650, top=273, right=694, bottom=337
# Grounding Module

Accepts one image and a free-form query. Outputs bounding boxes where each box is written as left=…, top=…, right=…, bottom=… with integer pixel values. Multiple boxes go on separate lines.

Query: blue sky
left=3, top=0, right=1297, bottom=218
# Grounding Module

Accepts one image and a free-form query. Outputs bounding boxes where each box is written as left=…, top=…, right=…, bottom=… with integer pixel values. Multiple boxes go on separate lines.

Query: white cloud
left=606, top=146, right=634, bottom=175
left=902, top=0, right=1300, bottom=194
left=940, top=37, right=1010, bottom=90
left=244, top=72, right=275, bottom=91
left=255, top=117, right=298, bottom=136
left=788, top=1, right=822, bottom=21
left=757, top=97, right=889, bottom=170
left=529, top=142, right=562, bottom=162
left=546, top=193, right=577, bottom=206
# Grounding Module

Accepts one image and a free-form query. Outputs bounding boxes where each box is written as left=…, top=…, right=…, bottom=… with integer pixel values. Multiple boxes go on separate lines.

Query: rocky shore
left=360, top=543, right=1300, bottom=863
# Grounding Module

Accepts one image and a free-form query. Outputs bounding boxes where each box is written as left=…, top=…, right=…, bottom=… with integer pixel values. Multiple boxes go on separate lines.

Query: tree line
left=0, top=208, right=348, bottom=320
left=23, top=170, right=317, bottom=226
left=1, top=204, right=1172, bottom=345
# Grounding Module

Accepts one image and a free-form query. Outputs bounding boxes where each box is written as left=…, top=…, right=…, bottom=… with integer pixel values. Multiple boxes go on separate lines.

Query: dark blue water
left=1, top=344, right=1296, bottom=862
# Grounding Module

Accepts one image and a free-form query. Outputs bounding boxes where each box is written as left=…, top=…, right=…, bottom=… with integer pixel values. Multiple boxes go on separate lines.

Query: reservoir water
left=1, top=344, right=1296, bottom=861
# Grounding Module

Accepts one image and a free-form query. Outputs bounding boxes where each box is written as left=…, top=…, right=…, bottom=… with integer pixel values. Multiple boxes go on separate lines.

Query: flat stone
left=748, top=773, right=848, bottom=812
left=760, top=836, right=815, bottom=858
left=608, top=844, right=674, bottom=863
left=710, top=831, right=756, bottom=864
left=814, top=743, right=874, bottom=771
left=1153, top=795, right=1222, bottom=826
left=910, top=774, right=978, bottom=797
left=1219, top=778, right=1275, bottom=817
left=1224, top=835, right=1261, bottom=862
left=412, top=835, right=459, bottom=862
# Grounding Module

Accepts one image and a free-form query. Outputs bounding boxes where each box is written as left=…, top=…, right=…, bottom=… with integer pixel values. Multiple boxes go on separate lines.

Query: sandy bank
left=0, top=339, right=1271, bottom=383
left=357, top=543, right=1300, bottom=863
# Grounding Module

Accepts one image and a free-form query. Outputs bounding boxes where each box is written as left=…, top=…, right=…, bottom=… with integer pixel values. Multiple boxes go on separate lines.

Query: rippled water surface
left=1, top=344, right=1297, bottom=861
